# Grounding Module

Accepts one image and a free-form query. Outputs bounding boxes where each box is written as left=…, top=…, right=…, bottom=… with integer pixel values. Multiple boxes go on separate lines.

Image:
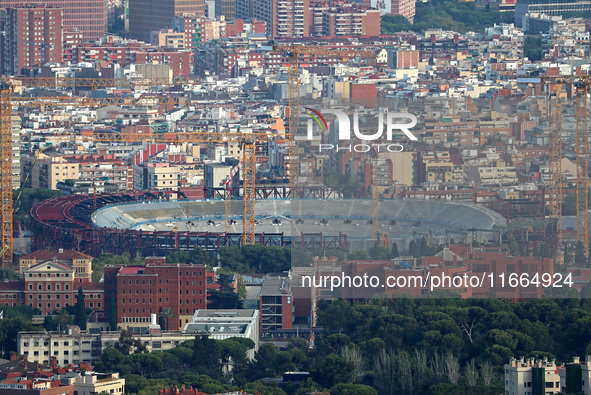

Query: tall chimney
left=9, top=351, right=17, bottom=361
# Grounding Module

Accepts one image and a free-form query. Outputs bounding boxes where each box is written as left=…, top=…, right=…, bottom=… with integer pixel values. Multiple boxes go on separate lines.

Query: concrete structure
left=128, top=0, right=205, bottom=42
left=0, top=5, right=63, bottom=75
left=184, top=309, right=259, bottom=358
left=0, top=0, right=106, bottom=41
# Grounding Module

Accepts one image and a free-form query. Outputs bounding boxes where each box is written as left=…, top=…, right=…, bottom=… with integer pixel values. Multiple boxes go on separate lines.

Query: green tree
left=192, top=335, right=221, bottom=378
left=129, top=353, right=164, bottom=378
left=524, top=35, right=543, bottom=61
left=348, top=250, right=370, bottom=261
left=219, top=246, right=246, bottom=272
left=330, top=383, right=378, bottom=395
left=208, top=274, right=240, bottom=309
left=391, top=242, right=400, bottom=258
left=92, top=253, right=132, bottom=282
left=368, top=245, right=391, bottom=260
left=242, top=245, right=290, bottom=272
left=189, top=247, right=213, bottom=266
left=314, top=354, right=354, bottom=388
left=115, top=330, right=146, bottom=355
left=75, top=287, right=87, bottom=329
left=0, top=317, right=33, bottom=357
left=237, top=275, right=247, bottom=299
left=158, top=307, right=176, bottom=331
left=409, top=240, right=420, bottom=258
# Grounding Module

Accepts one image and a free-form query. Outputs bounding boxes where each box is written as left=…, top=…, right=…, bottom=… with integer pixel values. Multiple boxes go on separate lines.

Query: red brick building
left=350, top=83, right=377, bottom=108
left=0, top=5, right=63, bottom=75
left=0, top=249, right=102, bottom=314
left=0, top=0, right=106, bottom=42
left=103, top=261, right=208, bottom=330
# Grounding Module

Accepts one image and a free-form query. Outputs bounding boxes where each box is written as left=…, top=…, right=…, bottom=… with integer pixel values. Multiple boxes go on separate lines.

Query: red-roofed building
left=0, top=378, right=73, bottom=394
left=158, top=386, right=208, bottom=395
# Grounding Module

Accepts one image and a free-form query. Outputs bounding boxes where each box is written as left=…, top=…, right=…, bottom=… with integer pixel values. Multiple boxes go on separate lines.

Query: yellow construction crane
left=272, top=45, right=376, bottom=196
left=0, top=76, right=277, bottom=267
left=541, top=76, right=590, bottom=260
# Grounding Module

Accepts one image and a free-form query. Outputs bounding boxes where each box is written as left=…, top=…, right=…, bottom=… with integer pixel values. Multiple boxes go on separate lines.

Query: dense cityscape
left=0, top=0, right=590, bottom=394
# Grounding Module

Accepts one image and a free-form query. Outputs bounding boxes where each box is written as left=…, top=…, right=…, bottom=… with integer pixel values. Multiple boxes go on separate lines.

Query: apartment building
left=18, top=326, right=101, bottom=367
left=505, top=357, right=561, bottom=395
left=18, top=325, right=197, bottom=366
left=65, top=154, right=133, bottom=192
left=150, top=29, right=186, bottom=48
left=59, top=371, right=125, bottom=395
left=133, top=162, right=180, bottom=191
left=22, top=153, right=79, bottom=190
left=1, top=5, right=63, bottom=77
left=309, top=2, right=380, bottom=37
left=253, top=0, right=311, bottom=38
